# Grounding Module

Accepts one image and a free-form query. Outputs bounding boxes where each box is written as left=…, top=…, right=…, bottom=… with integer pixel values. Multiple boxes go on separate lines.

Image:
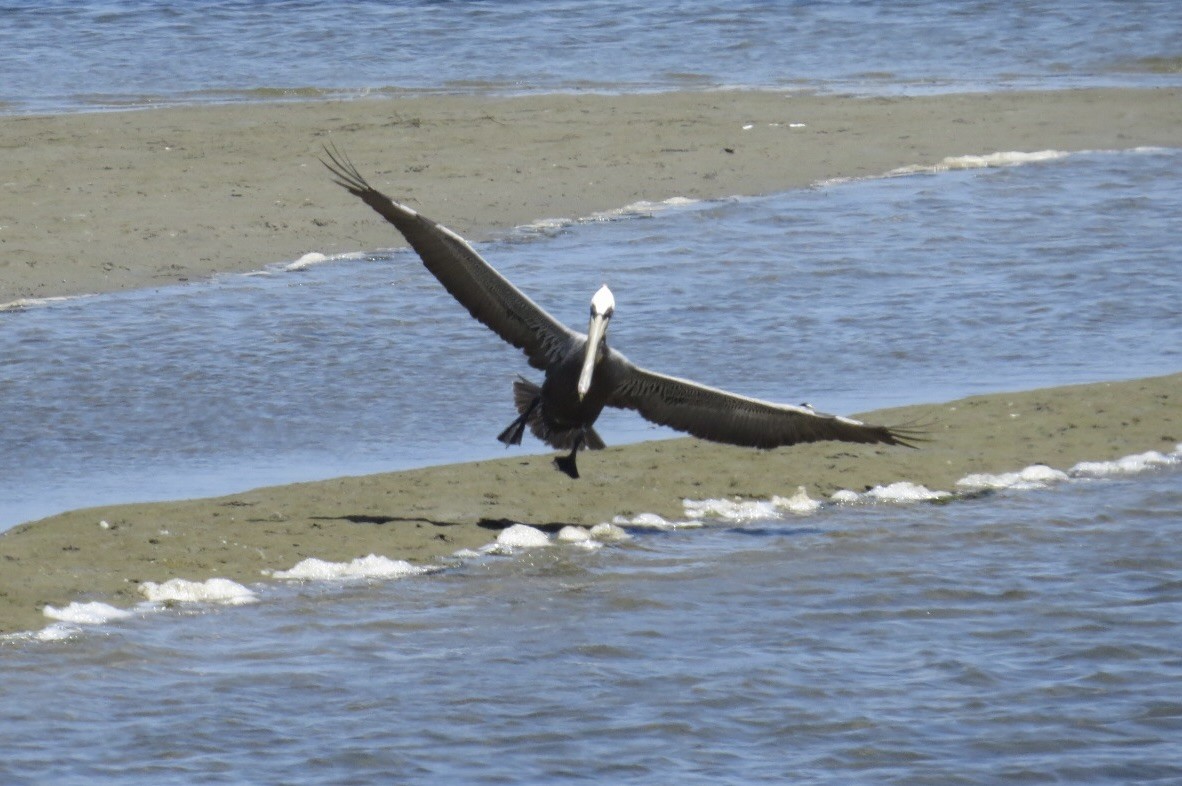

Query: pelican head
left=578, top=285, right=614, bottom=400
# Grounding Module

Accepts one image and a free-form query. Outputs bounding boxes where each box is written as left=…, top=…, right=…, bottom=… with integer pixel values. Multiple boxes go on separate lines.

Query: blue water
left=3, top=148, right=1180, bottom=529
left=3, top=468, right=1180, bottom=784
left=3, top=5, right=1182, bottom=783
left=1, top=0, right=1180, bottom=113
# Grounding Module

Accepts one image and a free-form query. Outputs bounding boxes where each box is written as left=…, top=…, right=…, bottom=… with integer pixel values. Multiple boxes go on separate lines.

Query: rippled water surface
left=3, top=149, right=1179, bottom=529
left=2, top=0, right=1180, bottom=112
left=4, top=5, right=1181, bottom=782
left=2, top=146, right=1181, bottom=785
left=3, top=468, right=1180, bottom=784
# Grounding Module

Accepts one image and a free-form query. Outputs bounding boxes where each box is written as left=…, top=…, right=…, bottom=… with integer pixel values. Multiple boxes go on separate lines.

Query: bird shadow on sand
left=308, top=513, right=572, bottom=534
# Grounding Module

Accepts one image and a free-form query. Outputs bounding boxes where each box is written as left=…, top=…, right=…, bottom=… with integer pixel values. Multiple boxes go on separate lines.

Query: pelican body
left=323, top=148, right=915, bottom=478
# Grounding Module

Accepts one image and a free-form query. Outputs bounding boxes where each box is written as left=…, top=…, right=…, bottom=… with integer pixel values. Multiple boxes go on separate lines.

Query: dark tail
left=511, top=377, right=541, bottom=415
left=498, top=378, right=542, bottom=446
left=504, top=375, right=606, bottom=457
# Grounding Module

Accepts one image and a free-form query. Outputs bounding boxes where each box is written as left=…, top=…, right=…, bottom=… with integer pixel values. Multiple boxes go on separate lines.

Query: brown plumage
left=323, top=146, right=918, bottom=478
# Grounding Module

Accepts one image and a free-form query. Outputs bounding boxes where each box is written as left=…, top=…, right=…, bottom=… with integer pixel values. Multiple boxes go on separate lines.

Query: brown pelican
left=323, top=148, right=917, bottom=478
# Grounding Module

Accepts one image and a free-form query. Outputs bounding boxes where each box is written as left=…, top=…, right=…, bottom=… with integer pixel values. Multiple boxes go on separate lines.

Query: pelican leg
left=497, top=395, right=540, bottom=446
left=553, top=434, right=584, bottom=479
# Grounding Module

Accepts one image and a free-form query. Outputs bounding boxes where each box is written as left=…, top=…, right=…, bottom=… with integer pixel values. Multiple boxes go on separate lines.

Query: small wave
left=269, top=554, right=435, bottom=581
left=0, top=294, right=90, bottom=312
left=814, top=146, right=1172, bottom=190
left=13, top=445, right=1178, bottom=642
left=479, top=522, right=627, bottom=555
left=140, top=577, right=258, bottom=605
left=835, top=482, right=952, bottom=504
left=515, top=196, right=700, bottom=237
left=957, top=464, right=1070, bottom=492
left=685, top=486, right=823, bottom=523
left=278, top=250, right=369, bottom=272
left=1070, top=448, right=1181, bottom=478
left=646, top=444, right=1182, bottom=527
left=12, top=580, right=255, bottom=642
left=887, top=149, right=1071, bottom=177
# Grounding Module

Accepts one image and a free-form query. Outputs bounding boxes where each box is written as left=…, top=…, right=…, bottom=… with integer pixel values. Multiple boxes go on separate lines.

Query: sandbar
left=2, top=88, right=1180, bottom=635
left=2, top=372, right=1179, bottom=635
left=3, top=88, right=1180, bottom=303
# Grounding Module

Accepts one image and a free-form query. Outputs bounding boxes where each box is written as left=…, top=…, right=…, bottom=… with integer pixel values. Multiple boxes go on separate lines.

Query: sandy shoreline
left=2, top=373, right=1179, bottom=636
left=3, top=88, right=1181, bottom=304
left=3, top=87, right=1181, bottom=636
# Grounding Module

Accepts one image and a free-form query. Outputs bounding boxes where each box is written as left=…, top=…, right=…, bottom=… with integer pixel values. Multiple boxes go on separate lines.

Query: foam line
left=270, top=554, right=434, bottom=581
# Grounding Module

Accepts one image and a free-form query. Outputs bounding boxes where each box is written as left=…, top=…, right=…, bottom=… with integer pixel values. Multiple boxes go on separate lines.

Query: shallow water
left=3, top=148, right=1180, bottom=529
left=3, top=124, right=1181, bottom=786
left=4, top=6, right=1181, bottom=781
left=2, top=0, right=1180, bottom=113
left=3, top=466, right=1180, bottom=784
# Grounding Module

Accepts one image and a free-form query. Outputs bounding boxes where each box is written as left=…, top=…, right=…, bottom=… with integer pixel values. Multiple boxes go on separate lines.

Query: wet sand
left=2, top=88, right=1181, bottom=635
left=3, top=88, right=1180, bottom=304
left=2, top=372, right=1179, bottom=635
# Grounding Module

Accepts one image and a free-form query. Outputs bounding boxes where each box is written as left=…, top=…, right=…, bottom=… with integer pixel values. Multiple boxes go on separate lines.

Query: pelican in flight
left=323, top=148, right=916, bottom=478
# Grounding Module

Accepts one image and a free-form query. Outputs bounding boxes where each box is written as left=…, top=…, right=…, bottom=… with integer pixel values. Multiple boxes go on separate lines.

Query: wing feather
left=606, top=357, right=915, bottom=448
left=322, top=146, right=578, bottom=370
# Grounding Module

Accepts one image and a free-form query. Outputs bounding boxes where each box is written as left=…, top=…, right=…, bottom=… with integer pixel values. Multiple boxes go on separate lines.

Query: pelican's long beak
left=578, top=285, right=615, bottom=400
left=577, top=310, right=610, bottom=400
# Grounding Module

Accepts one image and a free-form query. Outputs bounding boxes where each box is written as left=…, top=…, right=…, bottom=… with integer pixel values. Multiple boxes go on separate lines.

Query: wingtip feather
left=320, top=142, right=371, bottom=195
left=880, top=418, right=932, bottom=449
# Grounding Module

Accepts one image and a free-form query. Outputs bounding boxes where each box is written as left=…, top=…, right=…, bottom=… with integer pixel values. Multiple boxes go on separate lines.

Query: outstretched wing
left=322, top=146, right=579, bottom=370
left=605, top=355, right=917, bottom=448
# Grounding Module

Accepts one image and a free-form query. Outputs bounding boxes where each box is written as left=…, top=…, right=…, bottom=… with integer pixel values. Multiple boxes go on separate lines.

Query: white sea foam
left=612, top=512, right=694, bottom=530
left=1069, top=447, right=1181, bottom=477
left=443, top=518, right=638, bottom=559
left=22, top=601, right=138, bottom=642
left=887, top=150, right=1071, bottom=177
left=520, top=217, right=571, bottom=233
left=0, top=294, right=89, bottom=312
left=43, top=601, right=133, bottom=625
left=283, top=252, right=330, bottom=271
left=864, top=482, right=952, bottom=503
left=685, top=497, right=781, bottom=523
left=280, top=250, right=366, bottom=272
left=139, top=577, right=257, bottom=605
left=957, top=464, right=1070, bottom=491
left=495, top=523, right=553, bottom=549
left=612, top=489, right=819, bottom=529
left=591, top=196, right=698, bottom=221
left=13, top=443, right=1177, bottom=643
left=341, top=445, right=1179, bottom=572
left=830, top=482, right=951, bottom=504
left=518, top=196, right=700, bottom=235
left=829, top=445, right=1180, bottom=507
left=780, top=486, right=823, bottom=514
left=270, top=554, right=433, bottom=581
left=31, top=625, right=80, bottom=642
left=556, top=525, right=592, bottom=543
left=684, top=486, right=822, bottom=523
left=477, top=521, right=633, bottom=554
left=589, top=522, right=630, bottom=542
left=819, top=148, right=1097, bottom=189
left=556, top=526, right=603, bottom=550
